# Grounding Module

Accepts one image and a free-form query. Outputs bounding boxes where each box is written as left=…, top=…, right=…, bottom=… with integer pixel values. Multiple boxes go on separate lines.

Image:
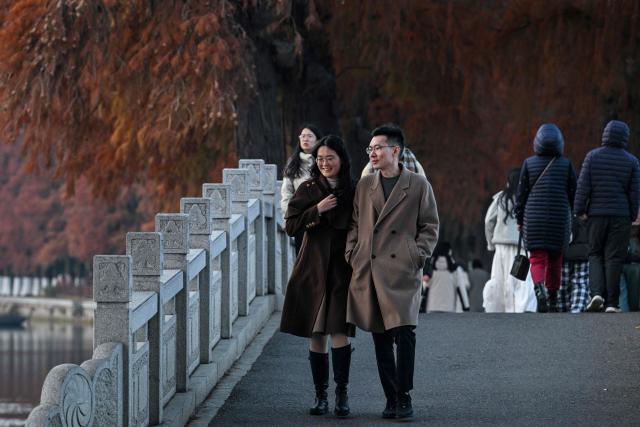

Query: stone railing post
left=262, top=164, right=278, bottom=295
left=156, top=213, right=191, bottom=392
left=239, top=159, right=267, bottom=296
left=126, top=232, right=164, bottom=425
left=181, top=197, right=222, bottom=363
left=275, top=180, right=291, bottom=293
left=223, top=168, right=255, bottom=316
left=93, top=255, right=135, bottom=426
left=204, top=183, right=239, bottom=339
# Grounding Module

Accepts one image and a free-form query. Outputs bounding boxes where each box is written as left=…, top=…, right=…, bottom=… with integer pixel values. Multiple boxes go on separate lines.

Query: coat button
left=372, top=255, right=376, bottom=259
left=391, top=230, right=396, bottom=234
left=391, top=254, right=396, bottom=258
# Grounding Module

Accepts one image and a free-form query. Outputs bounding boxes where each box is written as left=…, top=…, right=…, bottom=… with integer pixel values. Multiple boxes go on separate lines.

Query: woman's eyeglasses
left=316, top=157, right=338, bottom=165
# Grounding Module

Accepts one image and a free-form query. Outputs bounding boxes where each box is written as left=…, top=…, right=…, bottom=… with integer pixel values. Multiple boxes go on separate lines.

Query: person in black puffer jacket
left=515, top=124, right=577, bottom=312
left=575, top=120, right=640, bottom=313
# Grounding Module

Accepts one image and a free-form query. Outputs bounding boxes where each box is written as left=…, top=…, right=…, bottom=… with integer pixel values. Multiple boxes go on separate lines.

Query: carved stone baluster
left=93, top=255, right=134, bottom=426
left=156, top=213, right=190, bottom=392
left=240, top=159, right=267, bottom=296
left=262, top=164, right=278, bottom=295
left=181, top=197, right=216, bottom=363
left=126, top=232, right=164, bottom=425
left=223, top=168, right=253, bottom=316
left=203, top=183, right=236, bottom=338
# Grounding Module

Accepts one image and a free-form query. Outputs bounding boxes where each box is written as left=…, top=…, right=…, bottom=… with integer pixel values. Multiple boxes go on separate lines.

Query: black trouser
left=588, top=216, right=631, bottom=308
left=372, top=326, right=416, bottom=399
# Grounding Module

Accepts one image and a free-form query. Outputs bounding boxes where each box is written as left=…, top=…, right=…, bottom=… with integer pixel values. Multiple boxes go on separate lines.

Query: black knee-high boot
left=534, top=282, right=549, bottom=313
left=331, top=344, right=352, bottom=417
left=309, top=351, right=329, bottom=415
left=548, top=289, right=558, bottom=313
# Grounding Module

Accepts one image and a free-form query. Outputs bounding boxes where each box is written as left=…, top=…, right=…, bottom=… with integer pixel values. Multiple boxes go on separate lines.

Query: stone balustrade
left=25, top=159, right=295, bottom=427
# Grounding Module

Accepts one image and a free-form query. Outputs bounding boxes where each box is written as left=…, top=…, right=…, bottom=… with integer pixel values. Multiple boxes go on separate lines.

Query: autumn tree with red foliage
left=0, top=0, right=255, bottom=204
left=0, top=141, right=151, bottom=275
left=0, top=1, right=328, bottom=275
left=3, top=0, right=640, bottom=269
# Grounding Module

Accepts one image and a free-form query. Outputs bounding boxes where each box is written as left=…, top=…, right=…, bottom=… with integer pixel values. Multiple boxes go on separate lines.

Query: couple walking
left=279, top=124, right=439, bottom=419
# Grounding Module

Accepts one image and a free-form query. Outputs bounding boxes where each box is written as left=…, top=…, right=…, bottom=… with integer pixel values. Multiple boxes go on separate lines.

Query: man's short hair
left=371, top=123, right=405, bottom=149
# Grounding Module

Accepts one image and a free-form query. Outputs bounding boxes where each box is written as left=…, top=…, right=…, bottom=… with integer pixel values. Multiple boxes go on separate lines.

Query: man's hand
left=422, top=274, right=430, bottom=283
left=317, top=194, right=338, bottom=214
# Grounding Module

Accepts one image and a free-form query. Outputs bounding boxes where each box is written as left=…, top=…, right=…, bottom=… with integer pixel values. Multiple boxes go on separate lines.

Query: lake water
left=0, top=321, right=93, bottom=426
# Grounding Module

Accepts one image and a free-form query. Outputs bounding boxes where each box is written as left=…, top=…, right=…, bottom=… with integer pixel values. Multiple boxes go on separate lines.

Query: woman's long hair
left=431, top=253, right=456, bottom=273
left=310, top=135, right=354, bottom=195
left=283, top=124, right=322, bottom=179
left=497, top=168, right=521, bottom=224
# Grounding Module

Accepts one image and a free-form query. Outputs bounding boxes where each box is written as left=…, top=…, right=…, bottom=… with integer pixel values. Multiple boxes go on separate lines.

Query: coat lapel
left=375, top=168, right=411, bottom=226
left=369, top=171, right=386, bottom=219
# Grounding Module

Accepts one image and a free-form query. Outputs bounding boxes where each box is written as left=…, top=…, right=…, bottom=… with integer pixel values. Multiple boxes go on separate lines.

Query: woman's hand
left=317, top=194, right=338, bottom=214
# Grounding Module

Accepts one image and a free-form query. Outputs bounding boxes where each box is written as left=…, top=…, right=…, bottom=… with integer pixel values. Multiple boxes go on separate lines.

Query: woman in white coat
left=281, top=124, right=322, bottom=253
left=426, top=252, right=470, bottom=313
left=484, top=168, right=537, bottom=312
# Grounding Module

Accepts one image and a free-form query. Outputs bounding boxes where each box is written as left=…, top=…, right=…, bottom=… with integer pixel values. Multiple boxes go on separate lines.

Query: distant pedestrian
left=280, top=135, right=355, bottom=417
left=425, top=252, right=470, bottom=313
left=515, top=124, right=577, bottom=312
left=619, top=222, right=640, bottom=311
left=575, top=120, right=640, bottom=313
left=558, top=216, right=590, bottom=313
left=485, top=168, right=536, bottom=312
left=281, top=124, right=323, bottom=253
left=346, top=123, right=439, bottom=419
left=419, top=261, right=433, bottom=313
left=468, top=260, right=489, bottom=312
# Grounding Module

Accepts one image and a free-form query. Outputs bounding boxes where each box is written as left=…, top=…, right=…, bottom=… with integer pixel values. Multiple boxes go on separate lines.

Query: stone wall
left=25, top=159, right=295, bottom=427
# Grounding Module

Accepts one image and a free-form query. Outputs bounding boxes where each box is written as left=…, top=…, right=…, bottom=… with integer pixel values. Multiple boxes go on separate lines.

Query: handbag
left=510, top=157, right=557, bottom=280
left=510, top=232, right=530, bottom=280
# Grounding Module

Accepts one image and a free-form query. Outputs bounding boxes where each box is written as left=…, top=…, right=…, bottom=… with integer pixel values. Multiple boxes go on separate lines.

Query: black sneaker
left=396, top=392, right=413, bottom=419
left=382, top=399, right=396, bottom=419
left=586, top=295, right=604, bottom=312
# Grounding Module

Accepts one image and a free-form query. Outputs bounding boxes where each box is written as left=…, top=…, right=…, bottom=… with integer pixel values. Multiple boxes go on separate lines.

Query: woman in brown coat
left=280, top=135, right=355, bottom=417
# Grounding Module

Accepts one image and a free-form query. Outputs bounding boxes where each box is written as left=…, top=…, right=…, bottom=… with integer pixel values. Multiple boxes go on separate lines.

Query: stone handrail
left=26, top=159, right=295, bottom=426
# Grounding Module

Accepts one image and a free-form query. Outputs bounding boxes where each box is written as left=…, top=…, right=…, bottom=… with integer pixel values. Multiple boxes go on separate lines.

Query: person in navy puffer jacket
left=575, top=120, right=640, bottom=313
left=515, top=124, right=577, bottom=312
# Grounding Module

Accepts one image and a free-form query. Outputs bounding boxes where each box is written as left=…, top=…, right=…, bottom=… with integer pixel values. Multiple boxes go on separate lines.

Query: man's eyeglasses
left=365, top=145, right=396, bottom=155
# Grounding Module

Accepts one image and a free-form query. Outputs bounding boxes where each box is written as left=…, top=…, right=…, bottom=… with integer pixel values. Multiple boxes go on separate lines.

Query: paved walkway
left=194, top=312, right=640, bottom=426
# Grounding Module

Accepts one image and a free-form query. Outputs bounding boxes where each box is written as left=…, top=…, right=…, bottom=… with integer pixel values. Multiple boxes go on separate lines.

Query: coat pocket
left=348, top=242, right=361, bottom=265
left=406, top=238, right=420, bottom=269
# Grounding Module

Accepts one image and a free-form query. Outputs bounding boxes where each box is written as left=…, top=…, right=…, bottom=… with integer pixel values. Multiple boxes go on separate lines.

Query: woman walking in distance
left=515, top=124, right=577, bottom=312
left=281, top=124, right=323, bottom=253
left=280, top=135, right=356, bottom=417
left=484, top=168, right=537, bottom=312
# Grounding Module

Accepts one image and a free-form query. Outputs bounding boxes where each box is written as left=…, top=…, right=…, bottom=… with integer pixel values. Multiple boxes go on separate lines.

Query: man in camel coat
left=345, top=124, right=439, bottom=419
